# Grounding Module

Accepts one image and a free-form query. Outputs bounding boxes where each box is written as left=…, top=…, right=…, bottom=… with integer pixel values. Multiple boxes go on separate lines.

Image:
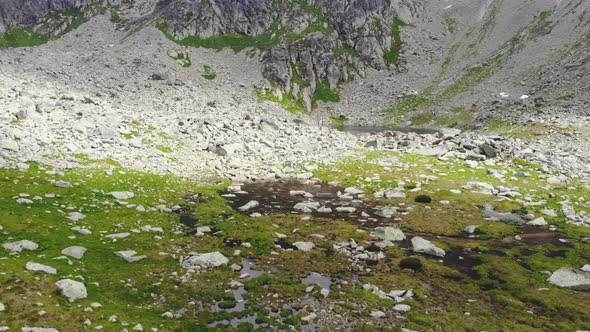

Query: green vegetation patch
left=313, top=80, right=340, bottom=104
left=384, top=18, right=410, bottom=65
left=202, top=65, right=217, bottom=80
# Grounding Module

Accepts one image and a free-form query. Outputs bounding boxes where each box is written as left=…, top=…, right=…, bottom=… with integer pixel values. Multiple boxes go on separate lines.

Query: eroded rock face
left=156, top=0, right=402, bottom=109
left=0, top=0, right=96, bottom=35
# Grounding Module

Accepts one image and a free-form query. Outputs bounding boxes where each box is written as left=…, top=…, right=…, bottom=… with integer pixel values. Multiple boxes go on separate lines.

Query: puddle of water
left=340, top=126, right=440, bottom=135
left=211, top=258, right=265, bottom=314
left=516, top=226, right=568, bottom=246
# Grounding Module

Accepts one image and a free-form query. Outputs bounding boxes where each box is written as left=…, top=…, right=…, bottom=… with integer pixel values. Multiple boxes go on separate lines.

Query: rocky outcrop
left=156, top=0, right=403, bottom=110
left=0, top=0, right=100, bottom=36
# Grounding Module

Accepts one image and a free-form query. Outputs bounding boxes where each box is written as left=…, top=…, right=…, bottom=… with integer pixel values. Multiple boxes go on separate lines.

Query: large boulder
left=55, top=279, right=87, bottom=301
left=547, top=267, right=590, bottom=290
left=373, top=227, right=406, bottom=241
left=181, top=252, right=229, bottom=268
left=411, top=237, right=445, bottom=257
left=3, top=240, right=38, bottom=252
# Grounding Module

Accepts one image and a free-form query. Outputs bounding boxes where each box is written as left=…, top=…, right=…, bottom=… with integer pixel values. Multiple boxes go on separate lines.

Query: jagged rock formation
left=155, top=0, right=404, bottom=110
left=0, top=0, right=108, bottom=36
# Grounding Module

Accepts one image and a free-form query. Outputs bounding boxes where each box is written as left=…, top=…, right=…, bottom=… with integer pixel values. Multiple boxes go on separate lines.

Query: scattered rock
left=55, top=279, right=87, bottom=301
left=238, top=200, right=259, bottom=211
left=114, top=250, right=147, bottom=262
left=547, top=267, right=590, bottom=290
left=25, top=262, right=57, bottom=274
left=527, top=217, right=548, bottom=226
left=393, top=304, right=411, bottom=312
left=293, top=241, right=315, bottom=252
left=54, top=181, right=71, bottom=188
left=463, top=225, right=479, bottom=234
left=370, top=310, right=386, bottom=318
left=181, top=252, right=229, bottom=268
left=373, top=227, right=405, bottom=241
left=107, top=191, right=135, bottom=199
left=3, top=240, right=39, bottom=252
left=67, top=212, right=86, bottom=221
left=411, top=237, right=445, bottom=257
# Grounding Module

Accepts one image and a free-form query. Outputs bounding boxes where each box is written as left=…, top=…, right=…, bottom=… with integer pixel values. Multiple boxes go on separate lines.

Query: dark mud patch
left=222, top=179, right=396, bottom=227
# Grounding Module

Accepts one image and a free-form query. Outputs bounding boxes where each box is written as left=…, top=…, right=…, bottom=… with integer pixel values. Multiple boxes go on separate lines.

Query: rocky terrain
left=1, top=0, right=590, bottom=331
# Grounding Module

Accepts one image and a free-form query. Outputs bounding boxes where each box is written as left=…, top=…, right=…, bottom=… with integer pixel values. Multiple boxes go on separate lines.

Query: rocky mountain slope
left=2, top=0, right=589, bottom=122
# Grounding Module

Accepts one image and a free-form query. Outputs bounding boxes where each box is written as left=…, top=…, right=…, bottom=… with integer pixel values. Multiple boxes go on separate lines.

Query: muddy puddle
left=222, top=179, right=397, bottom=227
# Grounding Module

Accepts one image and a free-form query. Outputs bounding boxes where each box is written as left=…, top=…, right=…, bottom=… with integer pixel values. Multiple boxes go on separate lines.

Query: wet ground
left=221, top=179, right=397, bottom=228
left=220, top=179, right=571, bottom=278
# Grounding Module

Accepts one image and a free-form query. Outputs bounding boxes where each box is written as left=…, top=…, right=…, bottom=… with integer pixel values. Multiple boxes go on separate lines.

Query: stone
left=25, top=262, right=57, bottom=274
left=463, top=225, right=479, bottom=234
left=540, top=209, right=557, bottom=217
left=480, top=144, right=497, bottom=158
left=344, top=187, right=363, bottom=195
left=3, top=240, right=39, bottom=252
left=374, top=206, right=397, bottom=218
left=370, top=310, right=386, bottom=318
left=527, top=217, right=548, bottom=226
left=0, top=139, right=19, bottom=151
left=411, top=237, right=445, bottom=257
left=114, top=250, right=147, bottom=262
left=301, top=312, right=317, bottom=321
left=335, top=206, right=356, bottom=213
left=67, top=212, right=86, bottom=221
left=393, top=304, right=411, bottom=312
left=107, top=191, right=135, bottom=199
left=547, top=267, right=590, bottom=290
left=106, top=232, right=131, bottom=239
left=71, top=227, right=92, bottom=235
left=16, top=198, right=33, bottom=204
left=54, top=180, right=71, bottom=188
left=0, top=302, right=4, bottom=311
left=238, top=200, right=259, bottom=211
left=55, top=279, right=87, bottom=301
left=181, top=252, right=229, bottom=268
left=373, top=227, right=405, bottom=241
left=21, top=328, right=60, bottom=332
left=293, top=241, right=315, bottom=252
left=483, top=206, right=525, bottom=225
left=293, top=201, right=320, bottom=213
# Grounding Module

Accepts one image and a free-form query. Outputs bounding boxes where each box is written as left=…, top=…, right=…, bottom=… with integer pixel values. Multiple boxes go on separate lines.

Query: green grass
left=1, top=151, right=589, bottom=330
left=0, top=8, right=88, bottom=48
left=382, top=95, right=433, bottom=122
left=157, top=22, right=279, bottom=53
left=110, top=10, right=123, bottom=24
left=313, top=80, right=340, bottom=104
left=202, top=65, right=217, bottom=80
left=256, top=86, right=306, bottom=114
left=0, top=29, right=49, bottom=48
left=384, top=18, right=410, bottom=65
